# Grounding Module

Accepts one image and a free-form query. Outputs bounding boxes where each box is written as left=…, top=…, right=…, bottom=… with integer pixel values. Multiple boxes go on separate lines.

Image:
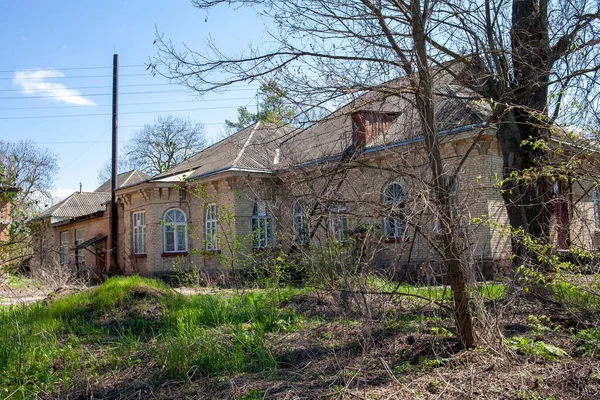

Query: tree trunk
left=411, top=0, right=477, bottom=348
left=495, top=0, right=554, bottom=268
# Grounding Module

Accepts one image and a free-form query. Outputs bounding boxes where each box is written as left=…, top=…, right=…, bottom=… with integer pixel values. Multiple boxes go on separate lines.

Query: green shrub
left=506, top=336, right=568, bottom=361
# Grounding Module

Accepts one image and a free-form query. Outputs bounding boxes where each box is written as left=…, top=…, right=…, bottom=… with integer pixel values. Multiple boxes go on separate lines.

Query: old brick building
left=30, top=75, right=600, bottom=281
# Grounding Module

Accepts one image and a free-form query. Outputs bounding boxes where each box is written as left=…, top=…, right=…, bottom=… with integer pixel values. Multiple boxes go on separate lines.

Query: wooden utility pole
left=110, top=54, right=119, bottom=274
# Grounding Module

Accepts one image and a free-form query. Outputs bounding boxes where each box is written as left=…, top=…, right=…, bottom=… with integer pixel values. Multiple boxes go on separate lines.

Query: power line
left=0, top=82, right=261, bottom=92
left=0, top=83, right=175, bottom=92
left=0, top=87, right=259, bottom=101
left=16, top=122, right=233, bottom=141
left=0, top=97, right=253, bottom=111
left=0, top=106, right=245, bottom=120
left=0, top=64, right=146, bottom=74
left=4, top=73, right=152, bottom=80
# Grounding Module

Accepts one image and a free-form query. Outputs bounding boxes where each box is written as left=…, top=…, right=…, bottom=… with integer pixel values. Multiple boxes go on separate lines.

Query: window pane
left=165, top=231, right=175, bottom=252
left=176, top=225, right=186, bottom=251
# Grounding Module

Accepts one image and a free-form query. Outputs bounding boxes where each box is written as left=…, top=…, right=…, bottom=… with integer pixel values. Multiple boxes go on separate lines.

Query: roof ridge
left=232, top=121, right=260, bottom=168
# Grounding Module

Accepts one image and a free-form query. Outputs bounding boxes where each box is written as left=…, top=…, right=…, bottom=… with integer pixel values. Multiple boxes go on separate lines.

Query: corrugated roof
left=95, top=170, right=151, bottom=193
left=39, top=192, right=110, bottom=222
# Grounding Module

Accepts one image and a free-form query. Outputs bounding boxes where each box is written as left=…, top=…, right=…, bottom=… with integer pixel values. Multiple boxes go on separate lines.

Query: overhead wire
left=0, top=64, right=146, bottom=73
left=0, top=106, right=249, bottom=120
left=0, top=97, right=253, bottom=111
left=1, top=73, right=157, bottom=80
left=0, top=82, right=261, bottom=92
left=0, top=87, right=261, bottom=101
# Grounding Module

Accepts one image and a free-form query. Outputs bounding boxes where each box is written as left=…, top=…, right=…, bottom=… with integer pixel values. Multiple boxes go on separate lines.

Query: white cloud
left=13, top=69, right=96, bottom=106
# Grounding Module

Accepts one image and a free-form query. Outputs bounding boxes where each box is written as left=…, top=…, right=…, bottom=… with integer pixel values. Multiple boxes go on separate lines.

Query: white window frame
left=252, top=200, right=274, bottom=248
left=293, top=201, right=309, bottom=245
left=383, top=183, right=406, bottom=240
left=60, top=231, right=69, bottom=265
left=205, top=203, right=219, bottom=251
left=132, top=211, right=146, bottom=254
left=329, top=202, right=348, bottom=243
left=75, top=229, right=85, bottom=264
left=41, top=236, right=47, bottom=265
left=163, top=208, right=188, bottom=253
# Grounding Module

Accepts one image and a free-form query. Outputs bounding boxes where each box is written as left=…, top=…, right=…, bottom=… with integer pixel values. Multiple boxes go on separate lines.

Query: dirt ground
left=0, top=275, right=51, bottom=305
left=3, top=278, right=599, bottom=399
left=65, top=293, right=600, bottom=399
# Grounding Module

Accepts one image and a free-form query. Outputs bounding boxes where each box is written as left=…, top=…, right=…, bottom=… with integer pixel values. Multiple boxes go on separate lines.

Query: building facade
left=30, top=76, right=600, bottom=281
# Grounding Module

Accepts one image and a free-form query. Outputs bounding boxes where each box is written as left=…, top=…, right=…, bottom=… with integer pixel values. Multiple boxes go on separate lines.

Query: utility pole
left=110, top=54, right=119, bottom=275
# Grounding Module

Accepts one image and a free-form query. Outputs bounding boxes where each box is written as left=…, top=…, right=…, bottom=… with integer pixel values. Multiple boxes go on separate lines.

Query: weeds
left=0, top=276, right=304, bottom=395
left=506, top=336, right=568, bottom=361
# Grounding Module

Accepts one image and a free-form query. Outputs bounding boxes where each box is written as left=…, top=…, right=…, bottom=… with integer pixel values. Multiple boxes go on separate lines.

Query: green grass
left=3, top=273, right=39, bottom=290
left=0, top=276, right=304, bottom=397
left=366, top=276, right=507, bottom=302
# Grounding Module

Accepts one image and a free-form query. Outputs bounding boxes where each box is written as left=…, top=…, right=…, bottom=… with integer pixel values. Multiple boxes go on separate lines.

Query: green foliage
left=239, top=390, right=265, bottom=400
left=0, top=276, right=304, bottom=394
left=574, top=327, right=600, bottom=357
left=225, top=80, right=296, bottom=130
left=506, top=336, right=568, bottom=361
left=553, top=280, right=600, bottom=314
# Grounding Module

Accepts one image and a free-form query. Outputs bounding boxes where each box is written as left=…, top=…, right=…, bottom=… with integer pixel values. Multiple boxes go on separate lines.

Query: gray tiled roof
left=95, top=170, right=151, bottom=193
left=279, top=76, right=491, bottom=167
left=39, top=192, right=110, bottom=222
left=152, top=122, right=294, bottom=182
left=153, top=70, right=491, bottom=180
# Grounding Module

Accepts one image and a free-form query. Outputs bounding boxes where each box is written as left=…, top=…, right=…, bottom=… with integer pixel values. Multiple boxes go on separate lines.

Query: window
left=163, top=208, right=188, bottom=253
left=75, top=229, right=84, bottom=264
left=383, top=183, right=405, bottom=240
left=205, top=203, right=219, bottom=251
left=593, top=189, right=600, bottom=230
left=293, top=201, right=309, bottom=245
left=132, top=211, right=146, bottom=254
left=329, top=202, right=348, bottom=243
left=252, top=200, right=274, bottom=248
left=60, top=231, right=69, bottom=265
left=40, top=236, right=47, bottom=265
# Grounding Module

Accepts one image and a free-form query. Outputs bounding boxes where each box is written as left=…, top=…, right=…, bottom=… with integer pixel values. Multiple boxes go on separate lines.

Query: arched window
left=293, top=201, right=309, bottom=245
left=252, top=200, right=274, bottom=248
left=382, top=183, right=405, bottom=240
left=163, top=208, right=188, bottom=253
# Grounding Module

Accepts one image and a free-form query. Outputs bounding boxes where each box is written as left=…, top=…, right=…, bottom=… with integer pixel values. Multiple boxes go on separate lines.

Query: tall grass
left=0, top=276, right=303, bottom=396
left=366, top=276, right=507, bottom=302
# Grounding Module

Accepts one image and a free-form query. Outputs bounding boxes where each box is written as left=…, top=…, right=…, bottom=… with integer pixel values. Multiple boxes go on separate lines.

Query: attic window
left=351, top=111, right=399, bottom=148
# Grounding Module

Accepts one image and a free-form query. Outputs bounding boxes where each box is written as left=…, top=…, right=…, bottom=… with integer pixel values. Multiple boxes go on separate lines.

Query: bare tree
left=151, top=0, right=599, bottom=347
left=97, top=115, right=207, bottom=180
left=154, top=0, right=600, bottom=266
left=0, top=140, right=59, bottom=213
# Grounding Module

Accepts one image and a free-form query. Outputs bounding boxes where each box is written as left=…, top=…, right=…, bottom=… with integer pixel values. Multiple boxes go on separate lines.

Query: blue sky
left=0, top=1, right=268, bottom=200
